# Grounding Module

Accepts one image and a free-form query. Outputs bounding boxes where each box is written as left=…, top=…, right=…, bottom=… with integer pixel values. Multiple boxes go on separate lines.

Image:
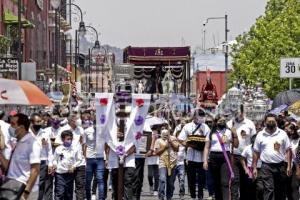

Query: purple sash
left=216, top=130, right=235, bottom=179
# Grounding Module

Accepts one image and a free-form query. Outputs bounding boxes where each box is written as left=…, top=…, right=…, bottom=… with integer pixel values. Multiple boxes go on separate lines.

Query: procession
left=1, top=0, right=300, bottom=200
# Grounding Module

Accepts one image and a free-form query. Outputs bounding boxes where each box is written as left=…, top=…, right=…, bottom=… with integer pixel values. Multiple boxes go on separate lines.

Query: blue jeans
left=86, top=158, right=105, bottom=200
left=174, top=165, right=185, bottom=197
left=159, top=167, right=176, bottom=200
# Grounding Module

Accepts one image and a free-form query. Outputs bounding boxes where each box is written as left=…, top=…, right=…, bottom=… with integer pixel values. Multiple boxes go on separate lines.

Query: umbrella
left=145, top=115, right=168, bottom=127
left=272, top=90, right=300, bottom=109
left=269, top=104, right=288, bottom=115
left=0, top=78, right=52, bottom=106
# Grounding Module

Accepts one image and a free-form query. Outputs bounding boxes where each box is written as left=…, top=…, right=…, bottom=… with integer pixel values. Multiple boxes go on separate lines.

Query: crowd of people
left=0, top=105, right=300, bottom=200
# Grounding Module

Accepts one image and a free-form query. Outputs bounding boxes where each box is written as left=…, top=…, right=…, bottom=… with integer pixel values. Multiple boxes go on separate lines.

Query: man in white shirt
left=178, top=109, right=210, bottom=200
left=227, top=105, right=256, bottom=200
left=30, top=113, right=54, bottom=200
left=253, top=113, right=292, bottom=200
left=0, top=111, right=12, bottom=160
left=55, top=114, right=86, bottom=200
left=0, top=113, right=41, bottom=200
left=82, top=110, right=106, bottom=200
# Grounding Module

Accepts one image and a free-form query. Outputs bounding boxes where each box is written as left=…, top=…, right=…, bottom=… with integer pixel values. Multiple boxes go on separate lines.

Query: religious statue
left=162, top=70, right=174, bottom=94
left=137, top=80, right=144, bottom=93
left=199, top=70, right=218, bottom=109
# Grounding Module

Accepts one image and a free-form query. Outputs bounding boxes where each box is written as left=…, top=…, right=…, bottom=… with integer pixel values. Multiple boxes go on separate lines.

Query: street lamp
left=203, top=14, right=229, bottom=89
left=51, top=0, right=86, bottom=90
left=85, top=25, right=100, bottom=94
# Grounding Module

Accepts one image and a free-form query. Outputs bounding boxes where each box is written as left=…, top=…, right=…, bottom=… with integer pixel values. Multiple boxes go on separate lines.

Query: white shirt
left=53, top=144, right=82, bottom=174
left=0, top=120, right=12, bottom=159
left=55, top=124, right=86, bottom=166
left=254, top=128, right=291, bottom=164
left=176, top=145, right=186, bottom=165
left=227, top=118, right=256, bottom=155
left=84, top=126, right=104, bottom=158
left=206, top=129, right=232, bottom=152
left=7, top=133, right=41, bottom=188
left=241, top=144, right=262, bottom=168
left=44, top=126, right=61, bottom=141
left=178, top=121, right=210, bottom=163
left=31, top=129, right=53, bottom=166
left=290, top=138, right=300, bottom=164
left=146, top=156, right=159, bottom=165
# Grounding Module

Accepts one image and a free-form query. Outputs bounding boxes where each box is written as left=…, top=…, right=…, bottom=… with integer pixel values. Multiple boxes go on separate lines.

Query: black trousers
left=231, top=155, right=247, bottom=200
left=148, top=164, right=159, bottom=191
left=75, top=165, right=86, bottom=200
left=187, top=161, right=205, bottom=199
left=111, top=167, right=135, bottom=200
left=132, top=158, right=145, bottom=200
left=286, top=166, right=299, bottom=200
left=38, top=161, right=53, bottom=200
left=243, top=168, right=264, bottom=200
left=209, top=152, right=230, bottom=200
left=55, top=173, right=74, bottom=200
left=261, top=162, right=287, bottom=200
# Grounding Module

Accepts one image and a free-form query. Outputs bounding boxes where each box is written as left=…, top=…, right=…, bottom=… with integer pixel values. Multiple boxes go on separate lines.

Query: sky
left=74, top=0, right=268, bottom=50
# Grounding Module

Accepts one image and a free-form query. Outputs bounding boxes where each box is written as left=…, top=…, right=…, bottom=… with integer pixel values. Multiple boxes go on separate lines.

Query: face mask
left=51, top=119, right=61, bottom=130
left=235, top=116, right=244, bottom=123
left=266, top=122, right=276, bottom=131
left=82, top=120, right=92, bottom=128
left=161, top=129, right=169, bottom=140
left=63, top=140, right=72, bottom=148
left=9, top=126, right=16, bottom=138
left=217, top=122, right=227, bottom=130
left=196, top=117, right=206, bottom=125
left=32, top=124, right=42, bottom=133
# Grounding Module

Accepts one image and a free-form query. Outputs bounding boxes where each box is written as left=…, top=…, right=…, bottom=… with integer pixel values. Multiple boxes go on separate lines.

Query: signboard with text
left=280, top=58, right=300, bottom=78
left=0, top=58, right=18, bottom=73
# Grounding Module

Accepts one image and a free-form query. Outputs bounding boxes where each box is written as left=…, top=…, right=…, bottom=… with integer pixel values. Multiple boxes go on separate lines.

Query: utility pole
left=17, top=0, right=22, bottom=80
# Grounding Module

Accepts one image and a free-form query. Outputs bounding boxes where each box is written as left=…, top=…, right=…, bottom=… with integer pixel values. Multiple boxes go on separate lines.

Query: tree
left=230, top=0, right=300, bottom=98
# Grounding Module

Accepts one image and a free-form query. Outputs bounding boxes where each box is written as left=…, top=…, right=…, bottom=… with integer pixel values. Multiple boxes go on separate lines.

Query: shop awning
left=3, top=11, right=35, bottom=28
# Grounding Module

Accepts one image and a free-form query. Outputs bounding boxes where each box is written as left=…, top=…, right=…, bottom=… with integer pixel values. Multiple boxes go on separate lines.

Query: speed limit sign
left=280, top=58, right=300, bottom=78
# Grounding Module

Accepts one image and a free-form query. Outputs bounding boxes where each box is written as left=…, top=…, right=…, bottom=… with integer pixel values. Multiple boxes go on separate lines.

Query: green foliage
left=230, top=0, right=300, bottom=98
left=0, top=35, right=11, bottom=55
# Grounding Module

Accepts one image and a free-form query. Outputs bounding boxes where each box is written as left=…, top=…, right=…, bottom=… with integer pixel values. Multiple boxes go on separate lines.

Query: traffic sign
left=280, top=58, right=300, bottom=78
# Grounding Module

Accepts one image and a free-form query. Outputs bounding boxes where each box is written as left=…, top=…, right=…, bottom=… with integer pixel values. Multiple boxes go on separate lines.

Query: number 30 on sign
left=280, top=58, right=300, bottom=78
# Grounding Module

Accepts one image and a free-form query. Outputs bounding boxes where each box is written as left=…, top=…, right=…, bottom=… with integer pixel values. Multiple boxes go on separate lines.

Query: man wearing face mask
left=82, top=110, right=106, bottom=200
left=227, top=105, right=256, bottom=200
left=178, top=109, right=210, bottom=200
left=0, top=113, right=41, bottom=200
left=55, top=114, right=86, bottom=200
left=44, top=113, right=62, bottom=150
left=0, top=111, right=12, bottom=162
left=30, top=113, right=54, bottom=200
left=253, top=113, right=292, bottom=200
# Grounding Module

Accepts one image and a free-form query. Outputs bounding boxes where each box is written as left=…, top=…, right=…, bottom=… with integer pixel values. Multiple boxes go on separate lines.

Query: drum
left=186, top=135, right=206, bottom=151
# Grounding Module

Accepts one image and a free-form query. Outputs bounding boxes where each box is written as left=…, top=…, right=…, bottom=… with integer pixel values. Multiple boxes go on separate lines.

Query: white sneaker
left=153, top=191, right=158, bottom=196
left=91, top=194, right=96, bottom=200
left=149, top=186, right=154, bottom=194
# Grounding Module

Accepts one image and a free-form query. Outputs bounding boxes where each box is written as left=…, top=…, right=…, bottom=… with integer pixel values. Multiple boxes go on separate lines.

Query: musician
left=154, top=125, right=179, bottom=200
left=178, top=109, right=210, bottom=200
left=227, top=105, right=256, bottom=200
left=203, top=115, right=239, bottom=200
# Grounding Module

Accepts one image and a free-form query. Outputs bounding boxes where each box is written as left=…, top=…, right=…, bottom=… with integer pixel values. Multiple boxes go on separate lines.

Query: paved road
left=106, top=166, right=211, bottom=200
